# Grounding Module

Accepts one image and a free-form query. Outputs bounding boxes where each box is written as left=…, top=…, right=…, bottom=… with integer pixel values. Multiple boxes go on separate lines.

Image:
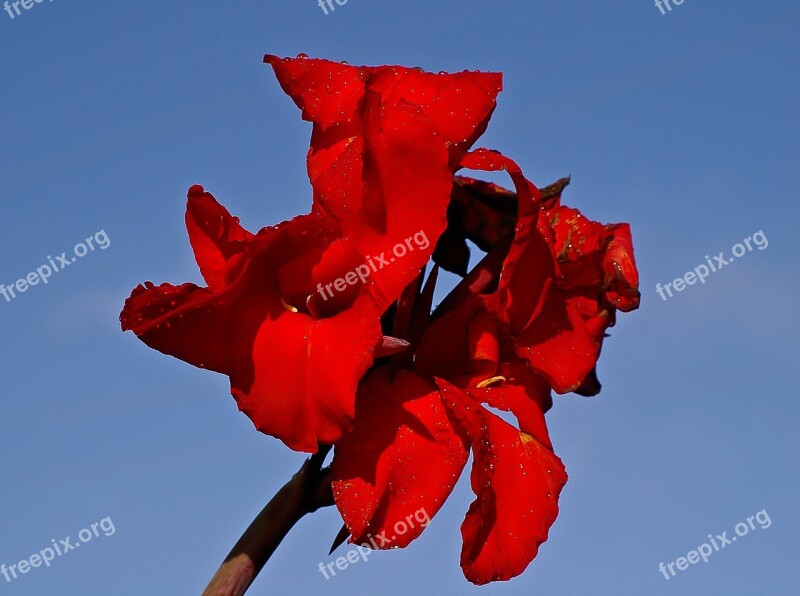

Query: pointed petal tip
left=329, top=524, right=351, bottom=555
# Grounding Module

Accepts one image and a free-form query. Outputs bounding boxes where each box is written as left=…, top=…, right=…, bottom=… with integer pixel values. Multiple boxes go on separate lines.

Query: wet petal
left=120, top=282, right=232, bottom=374
left=515, top=292, right=599, bottom=394
left=332, top=370, right=469, bottom=548
left=460, top=410, right=566, bottom=585
left=185, top=185, right=254, bottom=290
left=224, top=214, right=382, bottom=453
left=436, top=380, right=566, bottom=586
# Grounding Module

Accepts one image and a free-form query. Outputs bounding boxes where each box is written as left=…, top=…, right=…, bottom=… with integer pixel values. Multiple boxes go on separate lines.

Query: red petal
left=469, top=364, right=554, bottom=449
left=367, top=67, right=503, bottom=156
left=265, top=54, right=502, bottom=151
left=460, top=149, right=555, bottom=336
left=185, top=185, right=254, bottom=290
left=230, top=301, right=381, bottom=453
left=436, top=380, right=566, bottom=586
left=332, top=370, right=469, bottom=548
left=292, top=238, right=365, bottom=318
left=603, top=223, right=640, bottom=312
left=415, top=295, right=482, bottom=382
left=549, top=205, right=640, bottom=311
left=515, top=292, right=599, bottom=394
left=121, top=188, right=256, bottom=374
left=293, top=87, right=454, bottom=313
left=460, top=149, right=540, bottom=214
left=265, top=56, right=505, bottom=314
left=550, top=205, right=606, bottom=262
left=120, top=282, right=232, bottom=374
left=263, top=55, right=366, bottom=130
left=460, top=410, right=566, bottom=585
left=352, top=96, right=452, bottom=309
left=225, top=214, right=382, bottom=453
left=126, top=204, right=385, bottom=453
left=467, top=309, right=500, bottom=379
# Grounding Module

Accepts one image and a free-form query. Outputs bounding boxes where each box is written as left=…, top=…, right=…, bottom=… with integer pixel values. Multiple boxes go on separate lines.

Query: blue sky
left=1, top=0, right=798, bottom=594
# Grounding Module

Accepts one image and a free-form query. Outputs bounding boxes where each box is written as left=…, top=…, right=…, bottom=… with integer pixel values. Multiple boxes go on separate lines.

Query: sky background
left=1, top=0, right=798, bottom=594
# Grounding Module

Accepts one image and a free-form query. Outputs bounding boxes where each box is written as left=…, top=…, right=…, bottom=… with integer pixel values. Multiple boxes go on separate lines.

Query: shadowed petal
left=332, top=370, right=469, bottom=548
left=436, top=380, right=567, bottom=586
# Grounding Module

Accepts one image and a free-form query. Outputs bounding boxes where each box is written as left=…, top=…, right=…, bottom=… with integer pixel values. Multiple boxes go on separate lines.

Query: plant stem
left=202, top=445, right=334, bottom=596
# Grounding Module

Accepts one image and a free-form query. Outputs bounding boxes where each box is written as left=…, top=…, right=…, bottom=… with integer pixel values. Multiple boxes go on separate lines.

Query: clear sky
left=1, top=1, right=798, bottom=594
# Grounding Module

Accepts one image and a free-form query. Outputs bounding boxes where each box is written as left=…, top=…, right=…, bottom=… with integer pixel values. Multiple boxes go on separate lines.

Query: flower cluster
left=121, top=54, right=639, bottom=585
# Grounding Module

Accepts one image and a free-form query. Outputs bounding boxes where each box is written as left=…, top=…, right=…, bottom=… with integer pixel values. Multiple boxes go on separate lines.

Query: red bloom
left=332, top=147, right=639, bottom=585
left=331, top=365, right=566, bottom=585
left=123, top=54, right=640, bottom=587
left=122, top=56, right=506, bottom=452
left=122, top=188, right=383, bottom=452
left=331, top=369, right=470, bottom=549
left=264, top=54, right=502, bottom=308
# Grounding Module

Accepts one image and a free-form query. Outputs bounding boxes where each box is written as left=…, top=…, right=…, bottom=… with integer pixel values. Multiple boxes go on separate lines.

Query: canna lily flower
left=423, top=157, right=640, bottom=395
left=124, top=52, right=641, bottom=590
left=122, top=56, right=508, bottom=452
left=331, top=365, right=567, bottom=585
left=121, top=187, right=384, bottom=452
left=263, top=54, right=504, bottom=308
left=331, top=148, right=638, bottom=585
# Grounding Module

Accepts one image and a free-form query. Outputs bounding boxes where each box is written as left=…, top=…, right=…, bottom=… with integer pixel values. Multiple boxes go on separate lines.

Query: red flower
left=122, top=188, right=384, bottom=452
left=123, top=53, right=640, bottom=587
left=122, top=56, right=506, bottom=452
left=264, top=54, right=503, bottom=307
left=332, top=148, right=639, bottom=585
left=420, top=161, right=640, bottom=395
left=330, top=369, right=470, bottom=550
left=331, top=366, right=567, bottom=585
